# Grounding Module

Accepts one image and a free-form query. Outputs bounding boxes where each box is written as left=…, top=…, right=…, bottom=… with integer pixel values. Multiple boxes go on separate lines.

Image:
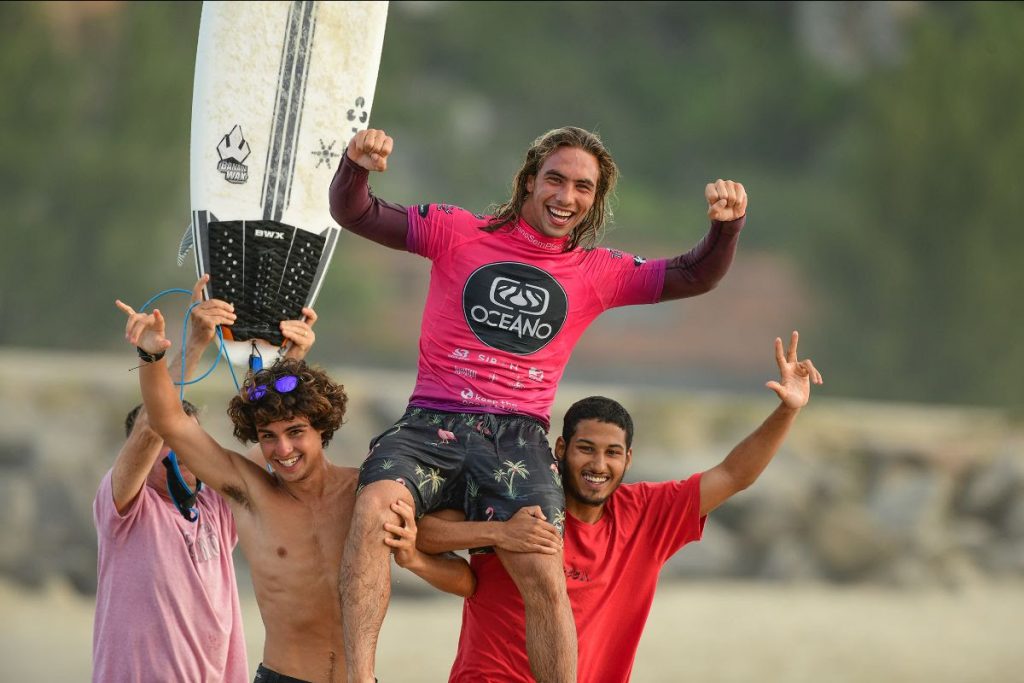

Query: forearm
left=402, top=551, right=476, bottom=598
left=138, top=357, right=190, bottom=440
left=660, top=217, right=744, bottom=301
left=417, top=516, right=503, bottom=554
left=721, top=402, right=798, bottom=489
left=328, top=154, right=409, bottom=250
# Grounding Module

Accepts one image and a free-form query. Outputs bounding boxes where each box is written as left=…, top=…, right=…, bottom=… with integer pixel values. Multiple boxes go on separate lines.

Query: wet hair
left=124, top=400, right=198, bottom=437
left=561, top=396, right=634, bottom=449
left=227, top=358, right=347, bottom=447
left=485, top=126, right=619, bottom=251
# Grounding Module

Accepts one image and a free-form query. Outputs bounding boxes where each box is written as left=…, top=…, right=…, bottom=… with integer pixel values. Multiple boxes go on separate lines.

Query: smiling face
left=556, top=418, right=632, bottom=522
left=257, top=416, right=324, bottom=482
left=520, top=146, right=601, bottom=240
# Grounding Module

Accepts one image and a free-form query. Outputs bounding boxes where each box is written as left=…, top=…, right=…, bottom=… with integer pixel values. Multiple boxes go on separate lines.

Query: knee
left=353, top=480, right=412, bottom=528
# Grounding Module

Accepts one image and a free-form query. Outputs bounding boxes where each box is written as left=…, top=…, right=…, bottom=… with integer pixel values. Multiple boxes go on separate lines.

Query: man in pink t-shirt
left=418, top=332, right=822, bottom=682
left=331, top=126, right=748, bottom=683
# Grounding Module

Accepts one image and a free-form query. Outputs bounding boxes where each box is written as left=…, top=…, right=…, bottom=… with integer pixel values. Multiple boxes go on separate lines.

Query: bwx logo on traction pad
left=462, top=262, right=567, bottom=355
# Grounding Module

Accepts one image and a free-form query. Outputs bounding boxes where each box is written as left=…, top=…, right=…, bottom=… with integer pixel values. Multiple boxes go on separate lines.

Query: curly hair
left=485, top=126, right=619, bottom=251
left=227, top=358, right=347, bottom=447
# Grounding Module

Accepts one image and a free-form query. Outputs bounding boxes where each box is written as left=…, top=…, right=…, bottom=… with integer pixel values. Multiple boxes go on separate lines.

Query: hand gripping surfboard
left=188, top=0, right=387, bottom=363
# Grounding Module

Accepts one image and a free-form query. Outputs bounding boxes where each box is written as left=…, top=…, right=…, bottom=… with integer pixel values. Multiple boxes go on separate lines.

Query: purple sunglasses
left=247, top=374, right=300, bottom=401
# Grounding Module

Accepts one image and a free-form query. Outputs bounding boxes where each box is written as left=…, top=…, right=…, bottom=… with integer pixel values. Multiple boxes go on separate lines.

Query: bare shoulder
left=330, top=465, right=360, bottom=494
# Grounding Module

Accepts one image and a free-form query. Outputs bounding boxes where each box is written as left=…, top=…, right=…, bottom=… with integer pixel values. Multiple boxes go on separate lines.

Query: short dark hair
left=227, top=358, right=347, bottom=447
left=561, top=396, right=634, bottom=449
left=124, top=400, right=198, bottom=437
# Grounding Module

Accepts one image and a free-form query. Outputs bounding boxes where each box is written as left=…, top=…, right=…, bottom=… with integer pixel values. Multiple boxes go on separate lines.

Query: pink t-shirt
left=407, top=205, right=666, bottom=425
left=449, top=475, right=705, bottom=683
left=92, top=470, right=248, bottom=683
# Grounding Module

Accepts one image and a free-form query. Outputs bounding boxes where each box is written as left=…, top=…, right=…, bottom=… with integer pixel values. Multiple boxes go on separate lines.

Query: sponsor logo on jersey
left=462, top=262, right=568, bottom=355
left=633, top=255, right=647, bottom=267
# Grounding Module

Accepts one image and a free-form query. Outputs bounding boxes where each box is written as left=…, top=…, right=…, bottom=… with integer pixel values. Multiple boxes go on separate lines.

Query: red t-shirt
left=449, top=474, right=705, bottom=683
left=406, top=204, right=666, bottom=426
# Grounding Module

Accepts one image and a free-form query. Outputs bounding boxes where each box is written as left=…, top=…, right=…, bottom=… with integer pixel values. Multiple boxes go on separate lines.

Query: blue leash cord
left=137, top=288, right=241, bottom=397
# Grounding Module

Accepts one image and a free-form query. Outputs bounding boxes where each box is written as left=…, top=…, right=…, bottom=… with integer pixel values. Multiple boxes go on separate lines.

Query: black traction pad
left=200, top=219, right=336, bottom=346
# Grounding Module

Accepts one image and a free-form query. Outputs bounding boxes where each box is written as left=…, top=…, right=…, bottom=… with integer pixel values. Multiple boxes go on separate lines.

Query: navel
left=276, top=546, right=287, bottom=558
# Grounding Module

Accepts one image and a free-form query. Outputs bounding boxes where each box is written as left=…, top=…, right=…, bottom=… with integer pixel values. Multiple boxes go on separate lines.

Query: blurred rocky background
left=2, top=348, right=1021, bottom=597
left=2, top=1, right=1022, bottom=594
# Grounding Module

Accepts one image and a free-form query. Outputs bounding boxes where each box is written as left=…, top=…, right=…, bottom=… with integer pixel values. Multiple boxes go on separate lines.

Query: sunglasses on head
left=247, top=374, right=300, bottom=401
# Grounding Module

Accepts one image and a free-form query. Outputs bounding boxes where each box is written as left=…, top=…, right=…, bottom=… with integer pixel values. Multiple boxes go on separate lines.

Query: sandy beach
left=3, top=578, right=1021, bottom=682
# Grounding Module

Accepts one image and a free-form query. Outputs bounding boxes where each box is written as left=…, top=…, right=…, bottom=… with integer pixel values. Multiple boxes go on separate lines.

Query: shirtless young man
left=116, top=299, right=473, bottom=683
left=330, top=126, right=747, bottom=682
left=94, top=275, right=318, bottom=683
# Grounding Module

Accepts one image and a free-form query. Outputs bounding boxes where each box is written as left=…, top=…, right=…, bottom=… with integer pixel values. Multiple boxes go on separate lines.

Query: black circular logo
left=462, top=262, right=568, bottom=355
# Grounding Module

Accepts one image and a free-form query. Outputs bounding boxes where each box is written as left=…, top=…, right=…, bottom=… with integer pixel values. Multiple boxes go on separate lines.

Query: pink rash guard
left=329, top=154, right=743, bottom=428
left=406, top=203, right=665, bottom=425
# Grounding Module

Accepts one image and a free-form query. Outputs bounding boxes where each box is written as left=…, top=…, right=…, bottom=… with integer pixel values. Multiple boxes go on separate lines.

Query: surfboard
left=188, top=0, right=388, bottom=365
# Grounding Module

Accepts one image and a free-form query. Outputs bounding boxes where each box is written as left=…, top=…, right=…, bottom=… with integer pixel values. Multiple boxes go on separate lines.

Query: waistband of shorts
left=405, top=404, right=549, bottom=432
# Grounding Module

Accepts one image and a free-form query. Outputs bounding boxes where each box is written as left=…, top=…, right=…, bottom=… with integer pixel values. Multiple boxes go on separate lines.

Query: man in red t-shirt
left=417, top=332, right=822, bottom=682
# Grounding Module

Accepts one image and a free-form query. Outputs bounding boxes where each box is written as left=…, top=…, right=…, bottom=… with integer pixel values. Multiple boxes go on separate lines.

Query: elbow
left=459, top=574, right=477, bottom=598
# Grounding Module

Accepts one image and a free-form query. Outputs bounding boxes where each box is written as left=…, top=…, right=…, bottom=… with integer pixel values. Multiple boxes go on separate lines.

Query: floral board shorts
left=358, top=406, right=566, bottom=537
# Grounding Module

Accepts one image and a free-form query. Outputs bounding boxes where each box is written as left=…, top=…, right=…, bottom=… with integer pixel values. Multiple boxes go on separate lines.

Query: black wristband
left=137, top=347, right=166, bottom=363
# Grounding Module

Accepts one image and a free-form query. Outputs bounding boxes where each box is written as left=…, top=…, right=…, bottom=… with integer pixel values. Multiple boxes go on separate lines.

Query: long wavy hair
left=485, top=126, right=619, bottom=251
left=227, top=358, right=347, bottom=447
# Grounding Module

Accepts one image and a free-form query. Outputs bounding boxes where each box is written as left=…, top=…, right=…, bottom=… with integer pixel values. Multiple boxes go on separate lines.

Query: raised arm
left=699, top=331, right=822, bottom=515
left=167, top=274, right=237, bottom=382
left=415, top=506, right=562, bottom=556
left=328, top=129, right=409, bottom=250
left=110, top=276, right=236, bottom=514
left=384, top=501, right=476, bottom=598
left=660, top=179, right=747, bottom=302
left=109, top=408, right=165, bottom=514
left=115, top=300, right=261, bottom=499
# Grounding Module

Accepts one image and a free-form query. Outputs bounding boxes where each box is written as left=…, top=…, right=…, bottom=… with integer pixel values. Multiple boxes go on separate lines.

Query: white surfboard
left=189, top=0, right=388, bottom=365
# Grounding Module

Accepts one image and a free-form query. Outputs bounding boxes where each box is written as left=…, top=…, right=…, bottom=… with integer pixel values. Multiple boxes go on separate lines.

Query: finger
left=383, top=522, right=409, bottom=537
left=715, top=179, right=730, bottom=204
left=115, top=300, right=136, bottom=316
left=301, top=307, right=318, bottom=327
left=390, top=501, right=415, bottom=527
left=530, top=544, right=559, bottom=555
left=787, top=330, right=799, bottom=363
left=380, top=135, right=394, bottom=159
left=803, top=359, right=823, bottom=384
left=735, top=183, right=747, bottom=213
left=191, top=274, right=209, bottom=303
left=524, top=505, right=546, bottom=520
left=774, top=336, right=785, bottom=369
left=766, top=380, right=785, bottom=399
left=716, top=179, right=733, bottom=205
left=704, top=183, right=718, bottom=204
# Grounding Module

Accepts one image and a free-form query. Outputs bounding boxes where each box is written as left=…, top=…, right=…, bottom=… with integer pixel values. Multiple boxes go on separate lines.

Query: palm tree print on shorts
left=552, top=508, right=566, bottom=534
left=549, top=462, right=562, bottom=488
left=492, top=459, right=530, bottom=500
left=414, top=464, right=445, bottom=501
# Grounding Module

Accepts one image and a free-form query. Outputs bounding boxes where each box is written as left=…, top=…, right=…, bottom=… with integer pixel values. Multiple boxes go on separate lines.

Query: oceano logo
left=255, top=229, right=286, bottom=239
left=463, top=262, right=567, bottom=355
